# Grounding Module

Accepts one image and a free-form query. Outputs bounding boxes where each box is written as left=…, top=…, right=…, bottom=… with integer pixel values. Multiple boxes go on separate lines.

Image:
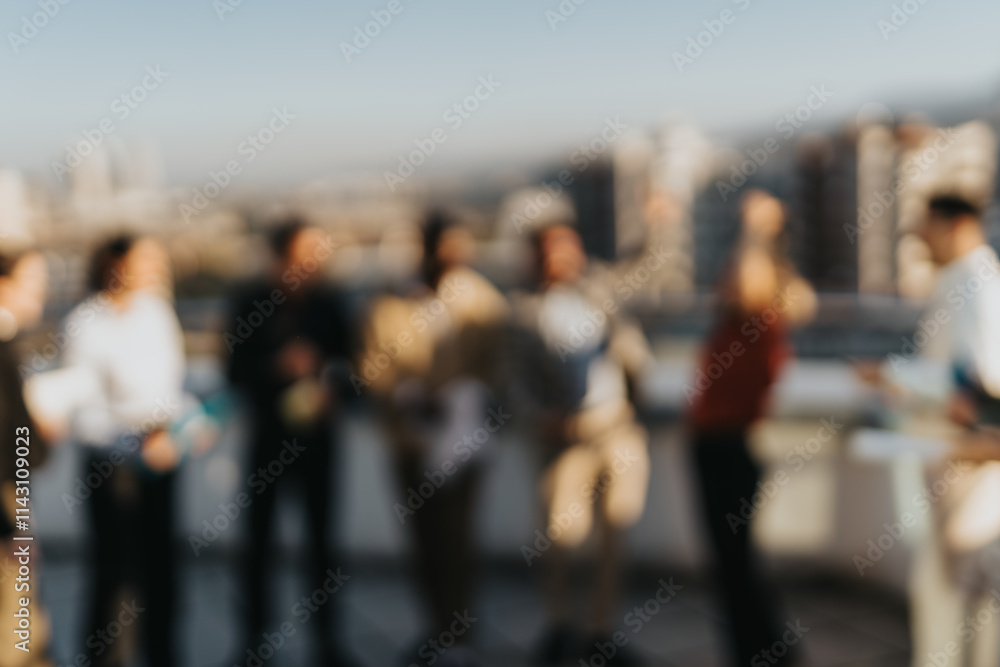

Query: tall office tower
left=790, top=134, right=858, bottom=291
left=68, top=143, right=116, bottom=232
left=613, top=129, right=656, bottom=260
left=110, top=137, right=170, bottom=230
left=569, top=160, right=617, bottom=262
left=694, top=136, right=793, bottom=291
left=855, top=121, right=898, bottom=294
left=638, top=122, right=713, bottom=294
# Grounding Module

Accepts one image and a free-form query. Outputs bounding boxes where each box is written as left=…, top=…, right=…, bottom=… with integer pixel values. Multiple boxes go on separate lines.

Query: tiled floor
left=40, top=557, right=910, bottom=667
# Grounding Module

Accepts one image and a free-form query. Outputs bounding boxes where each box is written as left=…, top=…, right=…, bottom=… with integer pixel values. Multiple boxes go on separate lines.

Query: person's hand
left=276, top=341, right=321, bottom=380
left=188, top=418, right=222, bottom=457
left=141, top=429, right=180, bottom=473
left=948, top=427, right=1000, bottom=462
left=948, top=392, right=978, bottom=428
left=853, top=359, right=884, bottom=386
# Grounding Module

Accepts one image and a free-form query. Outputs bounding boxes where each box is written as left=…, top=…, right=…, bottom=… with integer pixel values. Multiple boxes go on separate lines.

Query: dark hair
left=0, top=252, right=17, bottom=278
left=928, top=195, right=981, bottom=223
left=421, top=209, right=456, bottom=288
left=268, top=217, right=308, bottom=259
left=88, top=235, right=134, bottom=292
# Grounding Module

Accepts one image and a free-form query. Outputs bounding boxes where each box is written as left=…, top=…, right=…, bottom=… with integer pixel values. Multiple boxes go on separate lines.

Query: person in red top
left=687, top=190, right=815, bottom=667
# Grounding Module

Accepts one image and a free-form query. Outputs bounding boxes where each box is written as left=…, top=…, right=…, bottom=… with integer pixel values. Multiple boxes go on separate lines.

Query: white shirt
left=62, top=291, right=186, bottom=447
left=891, top=245, right=1000, bottom=402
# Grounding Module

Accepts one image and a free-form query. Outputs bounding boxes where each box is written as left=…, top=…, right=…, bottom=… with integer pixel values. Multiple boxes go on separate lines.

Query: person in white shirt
left=886, top=197, right=1000, bottom=414
left=890, top=195, right=1000, bottom=667
left=62, top=235, right=186, bottom=667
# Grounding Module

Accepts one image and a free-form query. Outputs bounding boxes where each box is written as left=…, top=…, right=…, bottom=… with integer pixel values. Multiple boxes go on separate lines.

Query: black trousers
left=395, top=454, right=480, bottom=641
left=86, top=451, right=176, bottom=667
left=244, top=423, right=341, bottom=659
left=692, top=430, right=790, bottom=667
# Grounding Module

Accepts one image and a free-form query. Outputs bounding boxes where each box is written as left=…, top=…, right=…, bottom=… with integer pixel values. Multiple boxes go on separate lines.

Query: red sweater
left=688, top=309, right=790, bottom=432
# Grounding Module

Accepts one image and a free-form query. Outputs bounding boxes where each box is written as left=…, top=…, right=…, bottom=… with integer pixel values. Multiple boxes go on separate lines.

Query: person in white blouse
left=62, top=235, right=186, bottom=667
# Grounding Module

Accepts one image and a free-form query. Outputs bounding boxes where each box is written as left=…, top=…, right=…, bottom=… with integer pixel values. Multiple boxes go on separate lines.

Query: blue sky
left=2, top=0, right=999, bottom=187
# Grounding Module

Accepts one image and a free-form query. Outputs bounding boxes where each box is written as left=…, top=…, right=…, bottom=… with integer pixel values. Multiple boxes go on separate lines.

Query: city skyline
left=2, top=0, right=999, bottom=188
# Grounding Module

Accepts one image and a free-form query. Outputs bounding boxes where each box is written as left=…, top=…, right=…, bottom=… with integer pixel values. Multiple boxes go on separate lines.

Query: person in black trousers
left=51, top=236, right=189, bottom=667
left=688, top=191, right=815, bottom=666
left=226, top=219, right=355, bottom=667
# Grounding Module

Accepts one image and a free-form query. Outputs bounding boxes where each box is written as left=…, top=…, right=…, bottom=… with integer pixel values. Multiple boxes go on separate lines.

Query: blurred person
left=48, top=235, right=188, bottom=667
left=512, top=223, right=652, bottom=665
left=687, top=190, right=814, bottom=667
left=877, top=195, right=1000, bottom=667
left=357, top=211, right=508, bottom=667
left=225, top=219, right=356, bottom=667
left=0, top=247, right=55, bottom=667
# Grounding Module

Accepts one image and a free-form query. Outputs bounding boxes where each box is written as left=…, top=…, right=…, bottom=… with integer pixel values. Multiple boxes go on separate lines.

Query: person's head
left=740, top=189, right=786, bottom=240
left=268, top=218, right=332, bottom=287
left=88, top=235, right=171, bottom=302
left=535, top=224, right=586, bottom=287
left=919, top=195, right=984, bottom=265
left=0, top=249, right=48, bottom=337
left=89, top=235, right=135, bottom=296
left=724, top=243, right=780, bottom=314
left=422, top=210, right=473, bottom=288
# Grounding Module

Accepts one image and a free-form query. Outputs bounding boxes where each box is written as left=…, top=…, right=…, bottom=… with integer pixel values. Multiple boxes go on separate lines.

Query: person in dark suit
left=226, top=219, right=356, bottom=667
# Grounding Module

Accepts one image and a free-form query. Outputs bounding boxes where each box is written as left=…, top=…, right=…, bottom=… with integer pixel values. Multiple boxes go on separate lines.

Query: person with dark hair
left=357, top=211, right=508, bottom=667
left=688, top=190, right=815, bottom=667
left=225, top=219, right=356, bottom=667
left=894, top=193, right=1000, bottom=413
left=876, top=193, right=1000, bottom=667
left=509, top=222, right=652, bottom=666
left=0, top=247, right=55, bottom=667
left=40, top=234, right=187, bottom=667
